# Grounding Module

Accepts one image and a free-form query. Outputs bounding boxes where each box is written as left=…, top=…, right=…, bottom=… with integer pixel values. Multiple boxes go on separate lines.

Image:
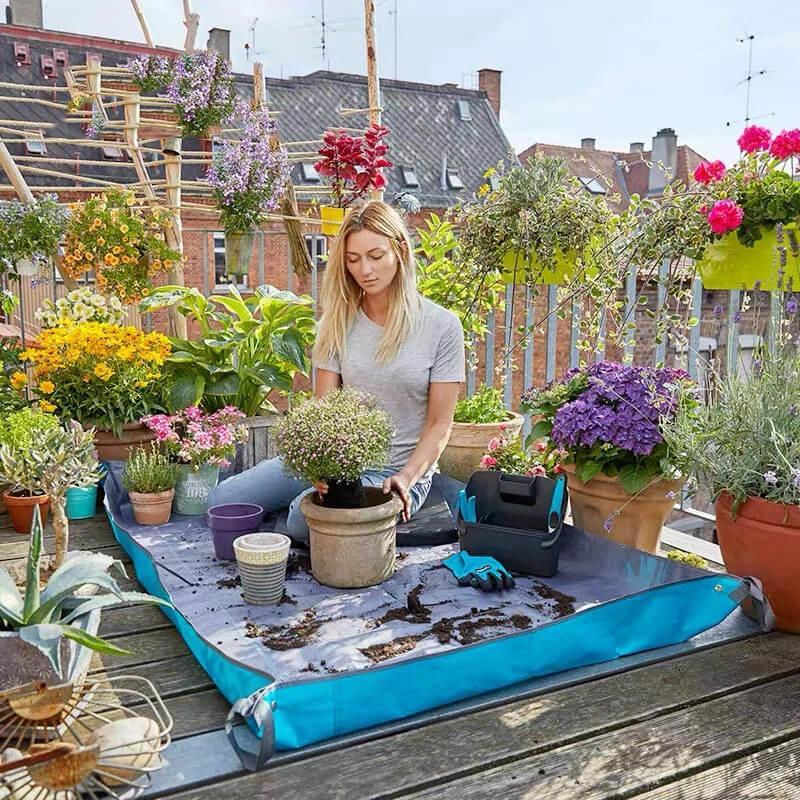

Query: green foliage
left=667, top=550, right=709, bottom=570
left=0, top=412, right=100, bottom=500
left=453, top=385, right=509, bottom=424
left=0, top=506, right=170, bottom=673
left=121, top=445, right=180, bottom=494
left=735, top=171, right=800, bottom=247
left=0, top=336, right=27, bottom=414
left=140, top=284, right=316, bottom=416
left=663, top=351, right=800, bottom=508
left=0, top=195, right=68, bottom=279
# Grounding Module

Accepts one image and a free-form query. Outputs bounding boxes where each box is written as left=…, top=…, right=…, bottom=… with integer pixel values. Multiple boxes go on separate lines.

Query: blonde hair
left=314, top=201, right=422, bottom=365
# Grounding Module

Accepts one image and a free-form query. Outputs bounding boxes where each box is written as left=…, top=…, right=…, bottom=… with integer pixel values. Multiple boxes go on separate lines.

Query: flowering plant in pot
left=36, top=287, right=126, bottom=328
left=664, top=351, right=800, bottom=631
left=314, top=123, right=392, bottom=234
left=206, top=101, right=290, bottom=275
left=61, top=189, right=180, bottom=303
left=21, top=321, right=171, bottom=455
left=480, top=433, right=565, bottom=478
left=522, top=361, right=698, bottom=553
left=0, top=194, right=67, bottom=279
left=121, top=445, right=180, bottom=526
left=141, top=406, right=248, bottom=515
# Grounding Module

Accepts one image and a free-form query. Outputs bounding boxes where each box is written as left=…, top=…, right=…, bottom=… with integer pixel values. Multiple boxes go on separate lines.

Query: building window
left=300, top=162, right=320, bottom=182
left=578, top=176, right=607, bottom=195
left=101, top=139, right=125, bottom=160
left=305, top=234, right=327, bottom=269
left=446, top=169, right=464, bottom=190
left=213, top=232, right=249, bottom=289
left=457, top=99, right=472, bottom=121
left=24, top=131, right=47, bottom=156
left=400, top=165, right=419, bottom=188
left=488, top=174, right=500, bottom=191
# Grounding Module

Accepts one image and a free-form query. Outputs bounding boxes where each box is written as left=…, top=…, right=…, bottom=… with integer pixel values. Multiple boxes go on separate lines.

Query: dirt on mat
left=359, top=635, right=424, bottom=663
left=245, top=609, right=326, bottom=650
left=285, top=551, right=312, bottom=578
left=216, top=575, right=241, bottom=589
left=532, top=581, right=576, bottom=617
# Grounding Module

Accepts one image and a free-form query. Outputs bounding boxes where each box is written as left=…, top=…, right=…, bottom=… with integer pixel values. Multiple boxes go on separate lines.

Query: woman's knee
left=286, top=489, right=312, bottom=543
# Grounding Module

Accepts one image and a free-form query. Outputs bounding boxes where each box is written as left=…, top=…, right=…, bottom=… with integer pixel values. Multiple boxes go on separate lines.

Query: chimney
left=581, top=137, right=596, bottom=150
left=8, top=0, right=43, bottom=27
left=629, top=141, right=644, bottom=153
left=206, top=28, right=231, bottom=61
left=478, top=68, right=502, bottom=117
left=648, top=127, right=678, bottom=195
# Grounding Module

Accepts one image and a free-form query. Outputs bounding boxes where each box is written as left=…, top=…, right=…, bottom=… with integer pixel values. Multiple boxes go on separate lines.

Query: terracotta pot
left=3, top=491, right=50, bottom=535
left=563, top=464, right=683, bottom=554
left=129, top=489, right=175, bottom=526
left=438, top=412, right=524, bottom=482
left=716, top=493, right=800, bottom=633
left=300, top=487, right=403, bottom=588
left=91, top=423, right=155, bottom=462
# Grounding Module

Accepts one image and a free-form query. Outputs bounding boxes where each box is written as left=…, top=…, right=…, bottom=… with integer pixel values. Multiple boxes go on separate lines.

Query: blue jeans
left=208, top=456, right=432, bottom=543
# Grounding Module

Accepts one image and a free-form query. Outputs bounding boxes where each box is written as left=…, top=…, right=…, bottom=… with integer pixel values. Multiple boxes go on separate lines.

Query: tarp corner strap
left=738, top=576, right=776, bottom=633
left=226, top=687, right=276, bottom=772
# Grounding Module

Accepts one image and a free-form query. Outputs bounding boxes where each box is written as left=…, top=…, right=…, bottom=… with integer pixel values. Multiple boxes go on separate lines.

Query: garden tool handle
left=542, top=474, right=567, bottom=549
left=226, top=690, right=275, bottom=772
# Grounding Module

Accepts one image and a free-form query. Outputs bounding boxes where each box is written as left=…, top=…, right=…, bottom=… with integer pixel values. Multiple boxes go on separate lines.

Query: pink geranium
left=769, top=129, right=800, bottom=160
left=693, top=160, right=726, bottom=184
left=737, top=125, right=772, bottom=153
left=480, top=455, right=498, bottom=468
left=487, top=437, right=501, bottom=452
left=706, top=199, right=744, bottom=235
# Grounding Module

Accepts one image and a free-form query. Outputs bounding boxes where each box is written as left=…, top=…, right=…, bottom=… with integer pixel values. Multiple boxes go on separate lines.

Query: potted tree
left=141, top=406, right=248, bottom=515
left=121, top=445, right=180, bottom=526
left=522, top=362, right=698, bottom=553
left=0, top=505, right=169, bottom=691
left=314, top=123, right=392, bottom=236
left=275, top=388, right=400, bottom=588
left=206, top=101, right=290, bottom=275
left=0, top=195, right=67, bottom=280
left=21, top=321, right=171, bottom=460
left=665, top=352, right=800, bottom=632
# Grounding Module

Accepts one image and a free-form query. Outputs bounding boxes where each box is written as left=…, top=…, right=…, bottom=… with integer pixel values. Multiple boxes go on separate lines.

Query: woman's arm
left=315, top=368, right=342, bottom=398
left=383, top=381, right=460, bottom=520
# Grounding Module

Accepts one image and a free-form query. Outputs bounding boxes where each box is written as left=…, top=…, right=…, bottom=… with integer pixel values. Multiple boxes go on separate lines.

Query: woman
left=209, top=201, right=465, bottom=541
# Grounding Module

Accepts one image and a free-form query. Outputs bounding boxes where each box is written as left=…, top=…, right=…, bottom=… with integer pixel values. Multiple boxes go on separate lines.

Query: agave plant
left=0, top=507, right=170, bottom=675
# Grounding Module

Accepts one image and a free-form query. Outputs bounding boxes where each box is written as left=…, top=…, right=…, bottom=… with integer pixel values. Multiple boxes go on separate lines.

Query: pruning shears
left=457, top=489, right=477, bottom=523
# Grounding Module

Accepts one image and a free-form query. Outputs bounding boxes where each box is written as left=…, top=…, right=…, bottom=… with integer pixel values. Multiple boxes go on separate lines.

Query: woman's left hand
left=383, top=472, right=412, bottom=522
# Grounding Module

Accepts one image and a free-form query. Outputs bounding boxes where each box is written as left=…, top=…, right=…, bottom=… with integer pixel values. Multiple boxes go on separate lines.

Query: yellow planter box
left=320, top=206, right=346, bottom=237
left=697, top=222, right=800, bottom=291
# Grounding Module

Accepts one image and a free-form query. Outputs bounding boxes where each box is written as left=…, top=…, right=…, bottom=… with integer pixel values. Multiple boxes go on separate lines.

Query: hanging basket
left=15, top=258, right=39, bottom=277
left=224, top=230, right=256, bottom=276
left=697, top=222, right=800, bottom=291
left=320, top=206, right=346, bottom=237
left=162, top=136, right=182, bottom=156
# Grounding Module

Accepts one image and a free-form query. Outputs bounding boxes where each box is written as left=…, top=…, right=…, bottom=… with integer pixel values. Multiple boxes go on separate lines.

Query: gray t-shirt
left=314, top=297, right=465, bottom=477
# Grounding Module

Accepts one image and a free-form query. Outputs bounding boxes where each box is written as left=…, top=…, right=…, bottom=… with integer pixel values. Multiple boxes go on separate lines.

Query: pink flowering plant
left=142, top=406, right=248, bottom=469
left=275, top=388, right=392, bottom=484
left=206, top=100, right=291, bottom=234
left=129, top=51, right=234, bottom=137
left=480, top=430, right=565, bottom=477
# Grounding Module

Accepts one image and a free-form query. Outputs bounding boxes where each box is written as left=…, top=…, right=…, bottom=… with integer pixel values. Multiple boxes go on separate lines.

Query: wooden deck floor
left=2, top=511, right=800, bottom=799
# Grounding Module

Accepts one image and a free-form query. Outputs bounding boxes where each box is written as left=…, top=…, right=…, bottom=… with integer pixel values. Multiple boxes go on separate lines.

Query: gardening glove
left=442, top=551, right=515, bottom=592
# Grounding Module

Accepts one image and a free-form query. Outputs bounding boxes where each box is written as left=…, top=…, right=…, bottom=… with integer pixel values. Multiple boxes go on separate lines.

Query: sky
left=30, top=0, right=800, bottom=163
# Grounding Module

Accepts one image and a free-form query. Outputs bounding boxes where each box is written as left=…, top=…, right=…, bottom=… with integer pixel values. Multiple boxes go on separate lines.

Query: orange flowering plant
left=22, top=322, right=171, bottom=436
left=62, top=189, right=181, bottom=303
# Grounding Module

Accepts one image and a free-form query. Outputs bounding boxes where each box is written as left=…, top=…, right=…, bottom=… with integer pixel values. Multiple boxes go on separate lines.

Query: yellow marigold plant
left=22, top=321, right=171, bottom=436
left=62, top=189, right=181, bottom=303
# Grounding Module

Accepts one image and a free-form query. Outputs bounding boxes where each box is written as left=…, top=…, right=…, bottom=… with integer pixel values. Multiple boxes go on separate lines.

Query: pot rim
left=207, top=502, right=264, bottom=521
left=451, top=411, right=524, bottom=430
left=2, top=489, right=50, bottom=502
left=300, top=488, right=403, bottom=522
left=561, top=462, right=685, bottom=491
left=129, top=488, right=176, bottom=503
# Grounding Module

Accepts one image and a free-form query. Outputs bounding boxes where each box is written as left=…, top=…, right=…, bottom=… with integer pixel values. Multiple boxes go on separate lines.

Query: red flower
left=707, top=199, right=744, bottom=235
left=693, top=160, right=726, bottom=184
left=737, top=125, right=772, bottom=153
left=769, top=129, right=800, bottom=160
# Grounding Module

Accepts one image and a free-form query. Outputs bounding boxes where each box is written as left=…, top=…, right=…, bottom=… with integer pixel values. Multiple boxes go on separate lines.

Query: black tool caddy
left=457, top=471, right=569, bottom=578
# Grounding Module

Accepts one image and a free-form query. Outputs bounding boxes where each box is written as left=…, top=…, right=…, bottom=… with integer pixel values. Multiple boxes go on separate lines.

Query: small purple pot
left=207, top=503, right=265, bottom=560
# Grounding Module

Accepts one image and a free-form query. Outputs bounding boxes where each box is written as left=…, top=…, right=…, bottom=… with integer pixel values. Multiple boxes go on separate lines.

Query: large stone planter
left=716, top=493, right=800, bottom=633
left=563, top=464, right=683, bottom=554
left=439, top=412, right=524, bottom=482
left=91, top=423, right=155, bottom=462
left=300, top=488, right=403, bottom=588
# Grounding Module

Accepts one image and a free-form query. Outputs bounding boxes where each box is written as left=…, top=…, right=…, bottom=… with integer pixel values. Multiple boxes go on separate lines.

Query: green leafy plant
left=275, top=387, right=392, bottom=483
left=666, top=550, right=709, bottom=570
left=139, top=284, right=316, bottom=416
left=121, top=445, right=180, bottom=494
left=0, top=336, right=27, bottom=414
left=0, top=505, right=170, bottom=675
left=0, top=195, right=68, bottom=279
left=479, top=432, right=564, bottom=477
left=453, top=385, right=510, bottom=424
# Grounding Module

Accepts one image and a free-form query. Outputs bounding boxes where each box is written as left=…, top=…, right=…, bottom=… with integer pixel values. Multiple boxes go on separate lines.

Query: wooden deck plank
left=89, top=626, right=190, bottom=672
left=105, top=653, right=214, bottom=700
left=164, top=689, right=232, bottom=739
left=99, top=602, right=173, bottom=638
left=0, top=513, right=118, bottom=560
left=168, top=633, right=800, bottom=800
left=631, top=736, right=800, bottom=799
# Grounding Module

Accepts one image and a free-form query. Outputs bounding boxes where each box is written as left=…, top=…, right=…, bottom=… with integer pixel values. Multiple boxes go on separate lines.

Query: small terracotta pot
left=129, top=489, right=175, bottom=526
left=563, top=464, right=683, bottom=554
left=716, top=492, right=800, bottom=633
left=91, top=423, right=155, bottom=462
left=3, top=491, right=50, bottom=535
left=439, top=412, right=525, bottom=482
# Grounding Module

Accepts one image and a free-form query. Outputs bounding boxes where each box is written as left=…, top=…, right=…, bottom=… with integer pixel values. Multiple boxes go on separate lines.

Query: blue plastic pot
left=66, top=485, right=98, bottom=520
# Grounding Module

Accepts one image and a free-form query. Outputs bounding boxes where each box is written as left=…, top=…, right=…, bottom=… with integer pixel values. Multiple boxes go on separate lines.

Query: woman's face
left=344, top=229, right=400, bottom=297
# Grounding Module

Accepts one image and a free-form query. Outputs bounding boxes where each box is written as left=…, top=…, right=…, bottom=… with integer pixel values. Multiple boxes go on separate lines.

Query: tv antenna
left=291, top=2, right=360, bottom=70
left=244, top=17, right=264, bottom=63
left=725, top=34, right=773, bottom=128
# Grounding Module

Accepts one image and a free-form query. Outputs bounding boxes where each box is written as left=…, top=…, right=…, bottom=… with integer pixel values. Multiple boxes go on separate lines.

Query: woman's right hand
left=313, top=480, right=329, bottom=496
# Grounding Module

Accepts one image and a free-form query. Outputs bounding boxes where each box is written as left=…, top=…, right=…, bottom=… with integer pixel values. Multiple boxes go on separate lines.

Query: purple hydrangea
left=548, top=362, right=692, bottom=457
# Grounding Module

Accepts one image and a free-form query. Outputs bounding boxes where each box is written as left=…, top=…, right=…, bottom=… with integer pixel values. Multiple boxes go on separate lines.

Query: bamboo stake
left=363, top=0, right=383, bottom=201
left=130, top=0, right=154, bottom=47
left=13, top=154, right=138, bottom=169
left=183, top=0, right=200, bottom=51
left=15, top=165, right=124, bottom=186
left=0, top=82, right=73, bottom=94
left=0, top=119, right=56, bottom=128
left=163, top=141, right=186, bottom=317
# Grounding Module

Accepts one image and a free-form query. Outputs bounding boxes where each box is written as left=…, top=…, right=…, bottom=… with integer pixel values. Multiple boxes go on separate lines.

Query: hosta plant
left=0, top=506, right=170, bottom=675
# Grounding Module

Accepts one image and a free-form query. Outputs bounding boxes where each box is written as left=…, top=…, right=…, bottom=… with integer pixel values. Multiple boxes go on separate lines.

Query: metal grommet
left=270, top=700, right=278, bottom=710
left=714, top=584, right=723, bottom=592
